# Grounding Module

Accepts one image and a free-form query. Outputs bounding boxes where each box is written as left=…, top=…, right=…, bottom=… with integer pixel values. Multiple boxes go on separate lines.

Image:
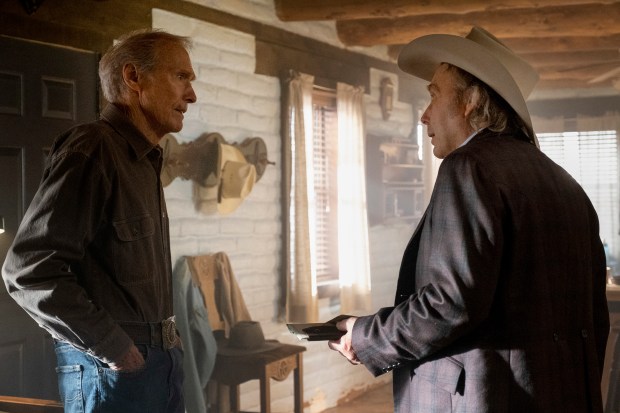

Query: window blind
left=312, top=93, right=339, bottom=285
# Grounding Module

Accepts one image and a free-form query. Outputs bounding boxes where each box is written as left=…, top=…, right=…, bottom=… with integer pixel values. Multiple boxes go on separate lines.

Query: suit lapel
left=394, top=209, right=428, bottom=305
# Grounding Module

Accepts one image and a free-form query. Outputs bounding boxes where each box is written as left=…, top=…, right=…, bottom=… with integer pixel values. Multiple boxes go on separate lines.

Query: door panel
left=0, top=35, right=98, bottom=400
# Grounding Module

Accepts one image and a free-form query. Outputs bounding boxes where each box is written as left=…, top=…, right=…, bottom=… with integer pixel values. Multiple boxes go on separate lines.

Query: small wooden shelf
left=366, top=135, right=424, bottom=225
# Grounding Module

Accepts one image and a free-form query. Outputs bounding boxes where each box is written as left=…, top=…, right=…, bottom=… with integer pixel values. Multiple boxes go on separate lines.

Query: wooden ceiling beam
left=523, top=50, right=620, bottom=69
left=388, top=34, right=620, bottom=60
left=274, top=0, right=617, bottom=21
left=503, top=34, right=620, bottom=53
left=537, top=65, right=616, bottom=82
left=535, top=78, right=612, bottom=90
left=336, top=3, right=620, bottom=46
left=388, top=46, right=620, bottom=86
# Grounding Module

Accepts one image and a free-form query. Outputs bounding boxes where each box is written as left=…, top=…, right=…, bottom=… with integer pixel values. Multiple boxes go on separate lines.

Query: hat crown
left=228, top=321, right=265, bottom=350
left=218, top=143, right=257, bottom=208
left=217, top=320, right=281, bottom=355
left=465, top=26, right=538, bottom=99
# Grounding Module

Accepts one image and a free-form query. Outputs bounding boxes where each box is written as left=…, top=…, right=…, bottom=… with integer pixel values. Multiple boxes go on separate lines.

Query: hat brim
left=233, top=137, right=270, bottom=182
left=216, top=338, right=281, bottom=356
left=398, top=34, right=538, bottom=147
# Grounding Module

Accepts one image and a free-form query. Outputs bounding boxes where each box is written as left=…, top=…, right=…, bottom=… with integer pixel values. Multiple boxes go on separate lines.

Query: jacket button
left=581, top=329, right=588, bottom=338
left=553, top=333, right=559, bottom=341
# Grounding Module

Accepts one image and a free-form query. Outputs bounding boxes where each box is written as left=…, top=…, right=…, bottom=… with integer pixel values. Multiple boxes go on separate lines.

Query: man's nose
left=420, top=107, right=430, bottom=125
left=186, top=85, right=197, bottom=103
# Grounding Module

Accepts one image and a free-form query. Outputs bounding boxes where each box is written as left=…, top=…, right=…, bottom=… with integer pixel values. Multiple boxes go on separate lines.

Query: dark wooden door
left=0, top=35, right=98, bottom=400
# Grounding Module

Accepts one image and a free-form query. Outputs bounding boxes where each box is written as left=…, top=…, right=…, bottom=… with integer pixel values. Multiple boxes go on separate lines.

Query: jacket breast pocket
left=112, top=214, right=155, bottom=285
left=414, top=357, right=464, bottom=395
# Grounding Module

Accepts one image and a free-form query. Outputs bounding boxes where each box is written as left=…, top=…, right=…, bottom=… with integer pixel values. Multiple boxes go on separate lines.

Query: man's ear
left=463, top=88, right=479, bottom=118
left=122, top=63, right=140, bottom=93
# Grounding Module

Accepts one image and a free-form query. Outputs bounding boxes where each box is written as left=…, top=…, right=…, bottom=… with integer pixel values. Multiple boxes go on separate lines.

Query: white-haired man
left=3, top=29, right=197, bottom=413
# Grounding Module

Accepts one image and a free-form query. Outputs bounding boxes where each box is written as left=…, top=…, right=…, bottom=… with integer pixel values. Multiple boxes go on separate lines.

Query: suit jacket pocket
left=414, top=357, right=464, bottom=394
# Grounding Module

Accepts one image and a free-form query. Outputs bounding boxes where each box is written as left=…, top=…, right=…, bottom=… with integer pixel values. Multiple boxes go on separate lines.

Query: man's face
left=420, top=64, right=472, bottom=159
left=137, top=42, right=197, bottom=140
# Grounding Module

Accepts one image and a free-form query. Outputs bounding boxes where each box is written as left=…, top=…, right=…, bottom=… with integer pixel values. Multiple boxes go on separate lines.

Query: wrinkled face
left=137, top=42, right=197, bottom=140
left=420, top=64, right=472, bottom=159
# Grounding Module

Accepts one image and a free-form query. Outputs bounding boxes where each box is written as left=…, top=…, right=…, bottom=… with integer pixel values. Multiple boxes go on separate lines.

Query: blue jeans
left=54, top=341, right=184, bottom=413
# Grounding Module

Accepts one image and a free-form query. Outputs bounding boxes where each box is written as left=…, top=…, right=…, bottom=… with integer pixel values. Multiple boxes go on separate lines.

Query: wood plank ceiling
left=275, top=0, right=620, bottom=98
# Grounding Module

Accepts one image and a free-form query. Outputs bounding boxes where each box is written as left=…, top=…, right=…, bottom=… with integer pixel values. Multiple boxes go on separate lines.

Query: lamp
left=0, top=216, right=4, bottom=234
left=380, top=77, right=394, bottom=121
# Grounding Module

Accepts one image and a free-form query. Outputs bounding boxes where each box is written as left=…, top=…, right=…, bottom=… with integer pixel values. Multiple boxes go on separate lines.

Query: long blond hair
left=444, top=63, right=525, bottom=134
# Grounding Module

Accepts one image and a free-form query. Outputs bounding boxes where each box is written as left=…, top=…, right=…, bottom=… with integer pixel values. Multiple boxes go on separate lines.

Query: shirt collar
left=459, top=128, right=484, bottom=148
left=100, top=104, right=158, bottom=160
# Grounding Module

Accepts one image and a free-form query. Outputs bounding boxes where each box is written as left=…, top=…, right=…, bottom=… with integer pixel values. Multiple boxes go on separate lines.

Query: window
left=538, top=130, right=619, bottom=268
left=283, top=73, right=370, bottom=320
left=311, top=89, right=339, bottom=288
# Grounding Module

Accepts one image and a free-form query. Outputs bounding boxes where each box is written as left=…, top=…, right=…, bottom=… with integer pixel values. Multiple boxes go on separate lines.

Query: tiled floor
left=320, top=383, right=393, bottom=413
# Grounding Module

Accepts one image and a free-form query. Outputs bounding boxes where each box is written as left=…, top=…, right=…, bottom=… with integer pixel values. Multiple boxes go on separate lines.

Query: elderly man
left=3, top=29, right=196, bottom=413
left=330, top=27, right=609, bottom=413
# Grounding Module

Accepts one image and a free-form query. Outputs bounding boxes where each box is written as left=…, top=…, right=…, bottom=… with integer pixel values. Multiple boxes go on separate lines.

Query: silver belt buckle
left=162, top=316, right=179, bottom=350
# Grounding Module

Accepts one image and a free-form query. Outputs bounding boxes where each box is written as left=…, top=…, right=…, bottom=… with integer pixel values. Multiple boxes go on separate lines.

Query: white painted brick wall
left=153, top=8, right=419, bottom=413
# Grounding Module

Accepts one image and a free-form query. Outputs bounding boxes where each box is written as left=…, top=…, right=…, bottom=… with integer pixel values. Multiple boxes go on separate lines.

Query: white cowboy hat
left=397, top=26, right=540, bottom=147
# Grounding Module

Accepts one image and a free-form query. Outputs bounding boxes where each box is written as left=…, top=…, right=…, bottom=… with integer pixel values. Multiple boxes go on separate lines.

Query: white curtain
left=336, top=82, right=372, bottom=313
left=282, top=74, right=372, bottom=321
left=283, top=71, right=319, bottom=323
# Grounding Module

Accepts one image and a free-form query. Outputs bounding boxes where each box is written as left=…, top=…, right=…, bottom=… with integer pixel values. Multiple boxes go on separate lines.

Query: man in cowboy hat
left=329, top=27, right=609, bottom=412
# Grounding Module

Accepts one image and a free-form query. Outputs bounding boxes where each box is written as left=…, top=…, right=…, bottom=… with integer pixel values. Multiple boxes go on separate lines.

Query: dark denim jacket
left=2, top=104, right=173, bottom=363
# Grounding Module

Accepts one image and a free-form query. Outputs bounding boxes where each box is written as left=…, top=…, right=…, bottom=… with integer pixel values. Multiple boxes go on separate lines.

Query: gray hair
left=99, top=29, right=192, bottom=103
left=444, top=63, right=522, bottom=134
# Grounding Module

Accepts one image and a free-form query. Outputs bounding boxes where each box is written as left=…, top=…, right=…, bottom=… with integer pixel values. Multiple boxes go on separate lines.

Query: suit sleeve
left=353, top=152, right=505, bottom=376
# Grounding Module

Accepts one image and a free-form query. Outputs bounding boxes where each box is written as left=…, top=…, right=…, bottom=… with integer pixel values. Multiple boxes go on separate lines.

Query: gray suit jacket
left=353, top=128, right=609, bottom=413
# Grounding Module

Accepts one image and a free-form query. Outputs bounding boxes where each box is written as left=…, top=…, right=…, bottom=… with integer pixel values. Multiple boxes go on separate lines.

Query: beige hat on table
left=397, top=26, right=540, bottom=147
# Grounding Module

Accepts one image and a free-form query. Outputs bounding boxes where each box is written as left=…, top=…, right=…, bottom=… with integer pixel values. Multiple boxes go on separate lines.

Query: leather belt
left=118, top=316, right=180, bottom=350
